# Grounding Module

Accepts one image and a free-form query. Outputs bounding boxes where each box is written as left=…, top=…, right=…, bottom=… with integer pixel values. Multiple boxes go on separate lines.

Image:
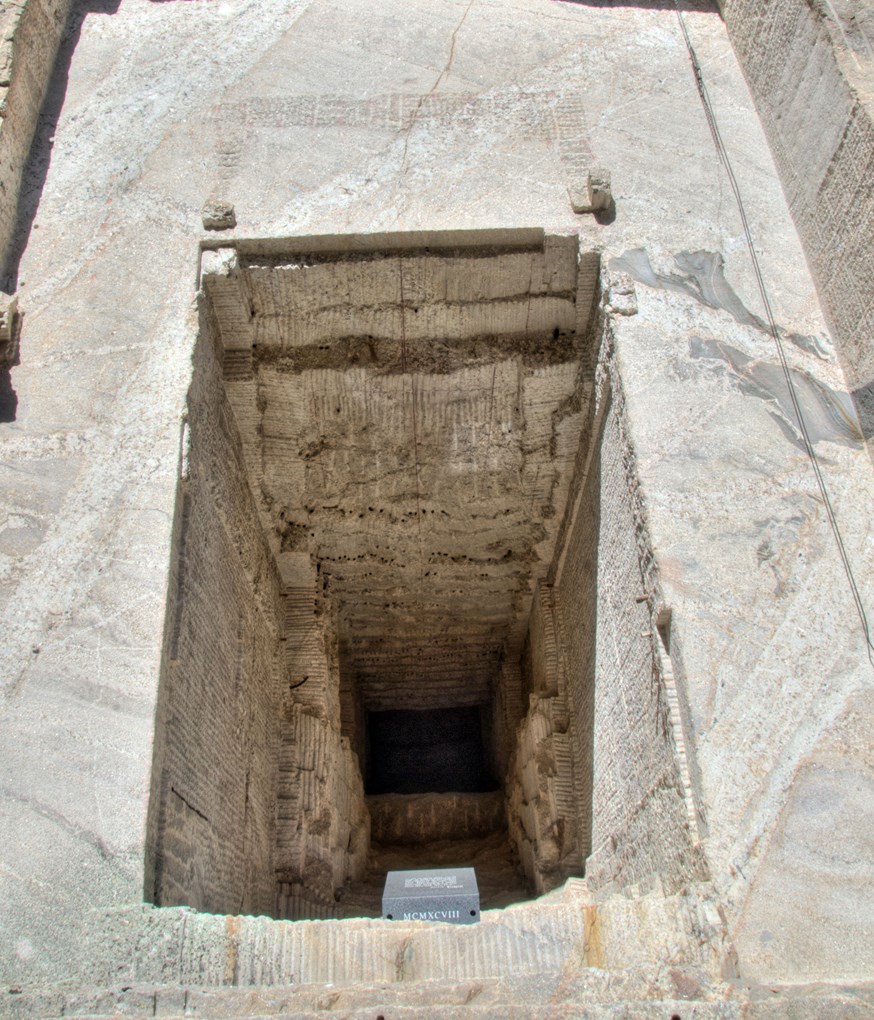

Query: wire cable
left=673, top=4, right=874, bottom=669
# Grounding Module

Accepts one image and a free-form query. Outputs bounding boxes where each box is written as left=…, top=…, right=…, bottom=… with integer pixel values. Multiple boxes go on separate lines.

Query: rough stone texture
left=612, top=246, right=874, bottom=982
left=144, top=301, right=284, bottom=918
left=275, top=585, right=369, bottom=912
left=0, top=0, right=871, bottom=1005
left=275, top=703, right=369, bottom=911
left=507, top=579, right=584, bottom=892
left=568, top=170, right=612, bottom=215
left=367, top=792, right=506, bottom=846
left=0, top=878, right=731, bottom=992
left=201, top=199, right=236, bottom=231
left=201, top=232, right=595, bottom=710
left=7, top=988, right=874, bottom=1020
left=506, top=692, right=583, bottom=893
left=0, top=0, right=71, bottom=280
left=720, top=0, right=874, bottom=450
left=0, top=290, right=18, bottom=366
left=560, top=320, right=710, bottom=897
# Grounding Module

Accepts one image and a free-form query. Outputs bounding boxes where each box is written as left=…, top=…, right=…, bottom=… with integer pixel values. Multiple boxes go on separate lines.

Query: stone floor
left=337, top=831, right=533, bottom=919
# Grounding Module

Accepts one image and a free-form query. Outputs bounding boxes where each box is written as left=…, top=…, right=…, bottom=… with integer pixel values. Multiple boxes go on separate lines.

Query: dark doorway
left=365, top=707, right=498, bottom=795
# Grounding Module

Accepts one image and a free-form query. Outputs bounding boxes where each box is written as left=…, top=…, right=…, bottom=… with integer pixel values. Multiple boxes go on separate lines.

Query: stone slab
left=383, top=868, right=480, bottom=924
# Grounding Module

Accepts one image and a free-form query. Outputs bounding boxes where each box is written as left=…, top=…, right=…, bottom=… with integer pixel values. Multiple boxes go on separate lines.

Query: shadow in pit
left=1, top=0, right=121, bottom=293
left=0, top=368, right=18, bottom=423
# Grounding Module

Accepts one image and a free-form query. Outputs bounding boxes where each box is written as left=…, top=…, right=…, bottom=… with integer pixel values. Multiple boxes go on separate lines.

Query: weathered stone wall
left=0, top=0, right=70, bottom=280
left=506, top=304, right=707, bottom=897
left=507, top=692, right=582, bottom=894
left=201, top=234, right=592, bottom=715
left=720, top=0, right=874, bottom=445
left=144, top=301, right=284, bottom=917
left=275, top=586, right=369, bottom=914
left=508, top=581, right=583, bottom=893
left=552, top=315, right=707, bottom=896
left=522, top=581, right=562, bottom=701
left=488, top=659, right=525, bottom=781
left=275, top=702, right=369, bottom=915
left=368, top=791, right=505, bottom=845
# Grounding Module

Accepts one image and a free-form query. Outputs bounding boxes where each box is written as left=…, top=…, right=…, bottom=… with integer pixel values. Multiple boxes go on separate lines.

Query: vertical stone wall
left=489, top=660, right=524, bottom=780
left=145, top=303, right=284, bottom=917
left=720, top=0, right=874, bottom=444
left=553, top=317, right=707, bottom=896
left=507, top=583, right=583, bottom=893
left=0, top=0, right=71, bottom=280
left=275, top=586, right=368, bottom=916
left=506, top=694, right=583, bottom=894
left=522, top=582, right=561, bottom=700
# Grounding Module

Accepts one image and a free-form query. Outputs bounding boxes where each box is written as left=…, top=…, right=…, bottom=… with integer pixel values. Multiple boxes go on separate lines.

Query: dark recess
left=366, top=706, right=498, bottom=795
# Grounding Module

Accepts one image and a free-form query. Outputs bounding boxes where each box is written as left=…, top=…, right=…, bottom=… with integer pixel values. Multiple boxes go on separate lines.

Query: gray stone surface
left=0, top=0, right=72, bottom=278
left=382, top=867, right=480, bottom=923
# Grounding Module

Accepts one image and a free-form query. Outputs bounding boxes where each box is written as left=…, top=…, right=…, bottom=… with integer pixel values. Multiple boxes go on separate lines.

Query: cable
left=673, top=4, right=874, bottom=669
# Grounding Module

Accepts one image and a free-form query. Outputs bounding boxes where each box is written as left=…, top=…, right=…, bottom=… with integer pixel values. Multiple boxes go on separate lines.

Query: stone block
left=201, top=199, right=236, bottom=230
left=569, top=170, right=612, bottom=214
left=383, top=867, right=481, bottom=924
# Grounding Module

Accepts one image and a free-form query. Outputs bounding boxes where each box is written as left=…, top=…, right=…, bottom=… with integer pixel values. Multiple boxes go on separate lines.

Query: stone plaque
left=382, top=867, right=480, bottom=924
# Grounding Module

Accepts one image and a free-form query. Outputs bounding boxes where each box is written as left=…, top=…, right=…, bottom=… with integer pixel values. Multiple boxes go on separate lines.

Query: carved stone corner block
left=603, top=271, right=638, bottom=317
left=201, top=199, right=236, bottom=231
left=569, top=170, right=613, bottom=215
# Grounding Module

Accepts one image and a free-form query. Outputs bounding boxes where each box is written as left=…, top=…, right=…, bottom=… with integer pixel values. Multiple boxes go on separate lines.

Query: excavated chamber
left=144, top=229, right=704, bottom=920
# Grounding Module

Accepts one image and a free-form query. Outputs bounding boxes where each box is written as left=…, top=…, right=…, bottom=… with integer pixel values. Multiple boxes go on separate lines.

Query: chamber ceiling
left=202, top=230, right=598, bottom=710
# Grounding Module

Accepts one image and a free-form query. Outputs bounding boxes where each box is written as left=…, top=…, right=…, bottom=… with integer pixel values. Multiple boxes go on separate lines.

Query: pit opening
left=144, top=229, right=702, bottom=921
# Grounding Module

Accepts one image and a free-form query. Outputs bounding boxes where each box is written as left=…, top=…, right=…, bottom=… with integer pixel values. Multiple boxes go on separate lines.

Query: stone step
left=336, top=830, right=533, bottom=919
left=129, top=890, right=596, bottom=988
left=366, top=792, right=507, bottom=846
left=4, top=878, right=743, bottom=1016
left=7, top=978, right=874, bottom=1020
